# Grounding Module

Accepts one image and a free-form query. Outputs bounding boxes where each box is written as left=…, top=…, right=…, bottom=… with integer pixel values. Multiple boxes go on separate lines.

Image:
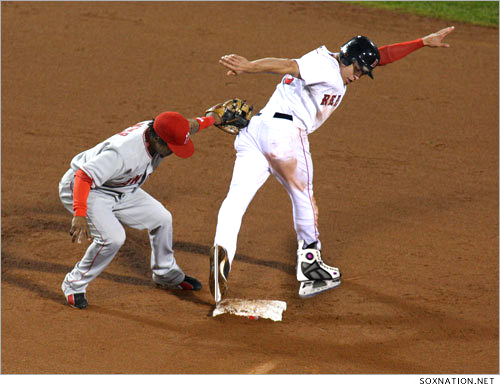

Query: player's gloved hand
left=205, top=98, right=254, bottom=135
left=70, top=216, right=93, bottom=244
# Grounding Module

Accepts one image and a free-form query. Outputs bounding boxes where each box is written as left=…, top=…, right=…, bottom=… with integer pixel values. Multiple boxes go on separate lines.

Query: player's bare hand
left=422, top=26, right=455, bottom=48
left=70, top=216, right=92, bottom=244
left=219, top=54, right=252, bottom=76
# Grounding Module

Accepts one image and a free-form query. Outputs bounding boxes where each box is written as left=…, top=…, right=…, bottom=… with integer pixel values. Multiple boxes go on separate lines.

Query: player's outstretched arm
left=219, top=54, right=300, bottom=77
left=422, top=26, right=455, bottom=48
left=378, top=26, right=455, bottom=66
left=187, top=116, right=218, bottom=135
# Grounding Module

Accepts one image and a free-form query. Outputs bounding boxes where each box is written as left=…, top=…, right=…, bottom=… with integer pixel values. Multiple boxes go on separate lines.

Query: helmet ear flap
left=339, top=53, right=352, bottom=67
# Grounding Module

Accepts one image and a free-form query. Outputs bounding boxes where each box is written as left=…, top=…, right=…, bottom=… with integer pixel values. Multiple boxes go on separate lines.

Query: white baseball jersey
left=70, top=120, right=163, bottom=196
left=259, top=45, right=346, bottom=134
left=214, top=45, right=347, bottom=265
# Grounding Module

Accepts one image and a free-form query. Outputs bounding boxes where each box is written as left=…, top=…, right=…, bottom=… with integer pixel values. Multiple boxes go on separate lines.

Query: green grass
left=353, top=1, right=499, bottom=27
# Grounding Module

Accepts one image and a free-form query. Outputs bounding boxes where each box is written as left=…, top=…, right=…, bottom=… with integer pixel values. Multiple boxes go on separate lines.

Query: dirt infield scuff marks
left=87, top=305, right=204, bottom=331
left=346, top=280, right=498, bottom=340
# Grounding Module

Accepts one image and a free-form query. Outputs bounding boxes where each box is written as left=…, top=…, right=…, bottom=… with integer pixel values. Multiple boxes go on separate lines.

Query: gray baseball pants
left=59, top=169, right=184, bottom=296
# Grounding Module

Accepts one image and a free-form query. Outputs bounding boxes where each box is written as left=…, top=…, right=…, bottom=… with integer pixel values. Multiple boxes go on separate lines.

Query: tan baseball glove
left=206, top=98, right=254, bottom=135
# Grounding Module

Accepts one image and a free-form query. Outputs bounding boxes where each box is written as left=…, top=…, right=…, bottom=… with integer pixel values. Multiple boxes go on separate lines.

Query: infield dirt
left=2, top=1, right=498, bottom=374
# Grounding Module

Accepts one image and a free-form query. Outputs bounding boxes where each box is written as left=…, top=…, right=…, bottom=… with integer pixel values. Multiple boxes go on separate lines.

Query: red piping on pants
left=298, top=131, right=319, bottom=240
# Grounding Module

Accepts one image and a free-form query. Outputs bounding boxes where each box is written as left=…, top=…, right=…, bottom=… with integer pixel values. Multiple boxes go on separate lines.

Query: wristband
left=195, top=115, right=215, bottom=131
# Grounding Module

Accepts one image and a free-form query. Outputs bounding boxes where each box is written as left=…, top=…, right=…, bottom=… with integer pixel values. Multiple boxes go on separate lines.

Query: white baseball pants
left=59, top=169, right=184, bottom=296
left=214, top=114, right=320, bottom=266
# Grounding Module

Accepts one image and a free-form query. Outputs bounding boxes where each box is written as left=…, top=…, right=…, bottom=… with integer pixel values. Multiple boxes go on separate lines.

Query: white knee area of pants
left=95, top=226, right=126, bottom=252
left=149, top=209, right=172, bottom=232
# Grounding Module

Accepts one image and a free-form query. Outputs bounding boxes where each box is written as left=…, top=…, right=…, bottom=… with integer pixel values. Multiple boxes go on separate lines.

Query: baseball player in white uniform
left=60, top=110, right=220, bottom=309
left=209, top=27, right=455, bottom=301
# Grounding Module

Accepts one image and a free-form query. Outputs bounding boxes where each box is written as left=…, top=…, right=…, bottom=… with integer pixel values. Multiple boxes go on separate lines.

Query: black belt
left=256, top=112, right=293, bottom=121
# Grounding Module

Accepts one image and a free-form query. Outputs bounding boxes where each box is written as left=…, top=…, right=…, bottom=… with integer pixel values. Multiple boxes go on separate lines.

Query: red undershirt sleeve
left=195, top=115, right=215, bottom=130
left=378, top=38, right=424, bottom=66
left=73, top=169, right=92, bottom=217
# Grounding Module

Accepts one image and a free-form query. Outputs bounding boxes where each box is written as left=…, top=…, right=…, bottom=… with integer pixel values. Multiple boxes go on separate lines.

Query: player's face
left=157, top=140, right=173, bottom=157
left=340, top=62, right=364, bottom=85
left=353, top=62, right=364, bottom=78
left=150, top=134, right=173, bottom=157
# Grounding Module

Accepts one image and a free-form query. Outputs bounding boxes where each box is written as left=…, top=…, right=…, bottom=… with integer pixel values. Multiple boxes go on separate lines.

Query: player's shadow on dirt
left=2, top=271, right=63, bottom=304
left=2, top=252, right=152, bottom=286
left=1, top=251, right=211, bottom=307
left=119, top=236, right=295, bottom=277
left=1, top=232, right=293, bottom=309
left=175, top=240, right=295, bottom=274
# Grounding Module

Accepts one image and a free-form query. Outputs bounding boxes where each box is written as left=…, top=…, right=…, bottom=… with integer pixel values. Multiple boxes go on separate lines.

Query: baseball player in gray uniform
left=59, top=110, right=221, bottom=309
left=209, top=27, right=455, bottom=301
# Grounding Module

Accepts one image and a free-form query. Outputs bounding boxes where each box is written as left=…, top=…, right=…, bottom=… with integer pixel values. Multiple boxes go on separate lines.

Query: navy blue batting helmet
left=339, top=36, right=380, bottom=79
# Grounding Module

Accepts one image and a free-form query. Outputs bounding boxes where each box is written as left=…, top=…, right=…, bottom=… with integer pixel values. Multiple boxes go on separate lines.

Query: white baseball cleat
left=296, top=239, right=341, bottom=282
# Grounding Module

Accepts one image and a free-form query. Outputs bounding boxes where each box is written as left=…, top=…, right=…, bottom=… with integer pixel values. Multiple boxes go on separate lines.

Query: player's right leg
left=211, top=119, right=271, bottom=301
left=115, top=188, right=200, bottom=291
left=59, top=171, right=126, bottom=308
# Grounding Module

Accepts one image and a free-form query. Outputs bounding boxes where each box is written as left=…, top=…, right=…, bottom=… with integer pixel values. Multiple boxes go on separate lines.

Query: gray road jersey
left=70, top=120, right=164, bottom=196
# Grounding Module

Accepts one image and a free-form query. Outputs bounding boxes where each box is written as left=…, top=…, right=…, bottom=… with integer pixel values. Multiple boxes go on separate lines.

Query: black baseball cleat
left=153, top=273, right=202, bottom=291
left=177, top=275, right=202, bottom=291
left=66, top=293, right=88, bottom=309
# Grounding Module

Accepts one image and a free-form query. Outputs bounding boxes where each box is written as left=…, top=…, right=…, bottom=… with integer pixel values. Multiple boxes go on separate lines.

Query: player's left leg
left=114, top=189, right=200, bottom=290
left=59, top=171, right=130, bottom=307
left=265, top=127, right=341, bottom=297
left=262, top=125, right=319, bottom=248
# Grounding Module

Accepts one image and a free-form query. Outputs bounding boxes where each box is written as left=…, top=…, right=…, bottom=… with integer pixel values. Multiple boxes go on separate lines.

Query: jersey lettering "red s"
left=320, top=94, right=341, bottom=107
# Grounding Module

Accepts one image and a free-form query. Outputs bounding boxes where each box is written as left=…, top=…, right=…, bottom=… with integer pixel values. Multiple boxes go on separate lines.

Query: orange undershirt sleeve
left=195, top=115, right=215, bottom=131
left=378, top=38, right=424, bottom=66
left=73, top=169, right=92, bottom=217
